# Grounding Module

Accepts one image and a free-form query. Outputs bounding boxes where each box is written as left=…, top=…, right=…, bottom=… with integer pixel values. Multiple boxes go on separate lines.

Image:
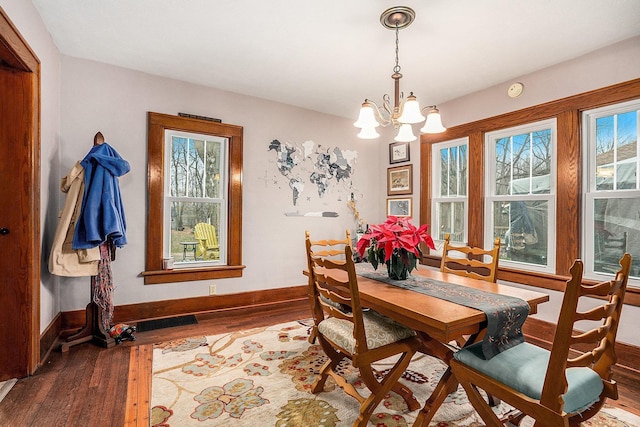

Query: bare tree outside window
left=487, top=121, right=556, bottom=272
left=167, top=134, right=226, bottom=265
left=433, top=139, right=468, bottom=245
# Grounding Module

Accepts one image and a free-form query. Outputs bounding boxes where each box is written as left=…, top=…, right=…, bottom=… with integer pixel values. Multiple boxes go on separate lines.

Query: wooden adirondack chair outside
left=194, top=223, right=220, bottom=259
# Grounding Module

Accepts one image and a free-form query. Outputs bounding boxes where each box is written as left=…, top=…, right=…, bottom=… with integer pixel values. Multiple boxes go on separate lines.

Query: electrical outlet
left=209, top=284, right=217, bottom=295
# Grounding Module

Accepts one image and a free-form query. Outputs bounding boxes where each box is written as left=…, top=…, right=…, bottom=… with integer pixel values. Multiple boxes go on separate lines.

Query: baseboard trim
left=42, top=286, right=639, bottom=390
left=39, top=312, right=62, bottom=364
left=59, top=285, right=308, bottom=331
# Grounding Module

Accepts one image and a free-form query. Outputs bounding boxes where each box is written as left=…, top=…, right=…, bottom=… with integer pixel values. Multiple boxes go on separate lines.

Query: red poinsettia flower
left=356, top=216, right=435, bottom=276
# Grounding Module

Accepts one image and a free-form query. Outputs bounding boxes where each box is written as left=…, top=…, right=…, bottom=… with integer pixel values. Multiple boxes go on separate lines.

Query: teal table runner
left=356, top=263, right=529, bottom=359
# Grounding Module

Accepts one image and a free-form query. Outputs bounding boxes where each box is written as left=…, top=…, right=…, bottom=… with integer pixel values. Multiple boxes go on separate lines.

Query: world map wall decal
left=267, top=139, right=359, bottom=212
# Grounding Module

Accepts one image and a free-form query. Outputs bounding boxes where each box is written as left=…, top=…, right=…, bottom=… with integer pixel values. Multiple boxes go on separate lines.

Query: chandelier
left=354, top=6, right=446, bottom=142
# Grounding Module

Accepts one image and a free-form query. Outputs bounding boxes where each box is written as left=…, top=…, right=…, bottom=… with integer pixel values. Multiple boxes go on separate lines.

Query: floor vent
left=136, top=314, right=198, bottom=332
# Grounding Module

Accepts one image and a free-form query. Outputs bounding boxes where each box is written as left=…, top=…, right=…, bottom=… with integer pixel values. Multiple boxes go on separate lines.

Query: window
left=143, top=112, right=244, bottom=284
left=165, top=131, right=227, bottom=268
left=420, top=79, right=640, bottom=300
left=431, top=138, right=468, bottom=252
left=583, top=99, right=640, bottom=282
left=485, top=119, right=556, bottom=274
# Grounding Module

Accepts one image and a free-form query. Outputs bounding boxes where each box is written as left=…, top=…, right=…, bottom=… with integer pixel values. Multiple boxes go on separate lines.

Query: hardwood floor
left=1, top=299, right=638, bottom=426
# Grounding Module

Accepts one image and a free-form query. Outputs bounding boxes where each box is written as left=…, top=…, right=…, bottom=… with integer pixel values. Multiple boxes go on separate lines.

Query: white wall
left=441, top=35, right=640, bottom=127
left=0, top=0, right=62, bottom=333
left=57, top=55, right=384, bottom=310
left=5, top=0, right=639, bottom=344
left=435, top=36, right=640, bottom=346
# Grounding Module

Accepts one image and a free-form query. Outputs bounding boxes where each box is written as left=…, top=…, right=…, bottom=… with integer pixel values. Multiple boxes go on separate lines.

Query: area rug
left=151, top=320, right=640, bottom=426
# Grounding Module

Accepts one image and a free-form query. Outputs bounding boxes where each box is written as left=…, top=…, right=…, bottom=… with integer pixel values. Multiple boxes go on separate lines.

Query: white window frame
left=485, top=119, right=557, bottom=274
left=163, top=129, right=228, bottom=269
left=431, top=137, right=469, bottom=255
left=582, top=99, right=640, bottom=286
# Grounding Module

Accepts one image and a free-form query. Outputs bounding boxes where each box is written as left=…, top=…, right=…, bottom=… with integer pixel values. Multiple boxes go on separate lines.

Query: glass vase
left=386, top=256, right=409, bottom=280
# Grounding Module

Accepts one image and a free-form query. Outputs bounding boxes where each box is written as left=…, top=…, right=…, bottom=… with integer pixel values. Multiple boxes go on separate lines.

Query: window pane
left=495, top=137, right=511, bottom=195
left=439, top=145, right=468, bottom=197
left=617, top=111, right=637, bottom=190
left=187, top=139, right=204, bottom=197
left=595, top=116, right=614, bottom=191
left=496, top=200, right=549, bottom=266
left=459, top=145, right=468, bottom=196
left=595, top=111, right=639, bottom=191
left=448, top=146, right=459, bottom=195
left=170, top=136, right=188, bottom=197
left=531, top=129, right=552, bottom=193
left=170, top=136, right=225, bottom=200
left=170, top=201, right=221, bottom=264
left=206, top=139, right=224, bottom=198
left=511, top=133, right=531, bottom=194
left=437, top=201, right=465, bottom=241
left=593, top=197, right=639, bottom=275
left=439, top=148, right=449, bottom=197
left=494, top=131, right=552, bottom=196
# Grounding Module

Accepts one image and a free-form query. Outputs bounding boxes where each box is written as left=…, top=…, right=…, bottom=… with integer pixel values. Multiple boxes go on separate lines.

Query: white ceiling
left=32, top=0, right=640, bottom=120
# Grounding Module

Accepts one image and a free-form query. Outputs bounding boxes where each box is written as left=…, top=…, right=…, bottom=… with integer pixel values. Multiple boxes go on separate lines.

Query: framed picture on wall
left=387, top=164, right=413, bottom=196
left=386, top=197, right=412, bottom=217
left=389, top=141, right=410, bottom=164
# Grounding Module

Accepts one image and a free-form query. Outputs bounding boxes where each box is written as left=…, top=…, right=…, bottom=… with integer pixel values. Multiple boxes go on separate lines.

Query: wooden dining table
left=352, top=265, right=550, bottom=427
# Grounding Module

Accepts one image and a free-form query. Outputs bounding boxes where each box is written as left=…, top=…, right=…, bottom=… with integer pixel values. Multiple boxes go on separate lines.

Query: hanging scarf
left=92, top=242, right=114, bottom=330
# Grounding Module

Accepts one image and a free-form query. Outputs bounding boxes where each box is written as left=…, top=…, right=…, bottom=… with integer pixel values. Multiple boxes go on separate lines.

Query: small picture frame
left=389, top=141, right=410, bottom=164
left=387, top=197, right=412, bottom=217
left=387, top=164, right=413, bottom=196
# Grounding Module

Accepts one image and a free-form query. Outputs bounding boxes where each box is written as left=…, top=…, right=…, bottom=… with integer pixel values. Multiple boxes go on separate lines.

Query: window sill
left=142, top=265, right=245, bottom=285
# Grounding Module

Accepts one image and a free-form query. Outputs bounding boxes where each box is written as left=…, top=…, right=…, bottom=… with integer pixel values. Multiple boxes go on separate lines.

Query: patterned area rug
left=151, top=320, right=640, bottom=426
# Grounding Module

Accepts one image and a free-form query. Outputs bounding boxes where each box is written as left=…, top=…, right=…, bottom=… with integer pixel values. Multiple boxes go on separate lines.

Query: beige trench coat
left=49, top=162, right=100, bottom=276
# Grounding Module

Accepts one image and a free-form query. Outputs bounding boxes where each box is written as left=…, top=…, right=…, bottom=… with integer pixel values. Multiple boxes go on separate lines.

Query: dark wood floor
left=1, top=299, right=639, bottom=426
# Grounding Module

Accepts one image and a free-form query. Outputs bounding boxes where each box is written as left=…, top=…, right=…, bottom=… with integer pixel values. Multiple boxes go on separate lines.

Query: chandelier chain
left=393, top=23, right=401, bottom=74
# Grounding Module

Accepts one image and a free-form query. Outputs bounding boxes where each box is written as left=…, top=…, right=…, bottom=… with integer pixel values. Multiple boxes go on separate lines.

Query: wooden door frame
left=0, top=6, right=41, bottom=375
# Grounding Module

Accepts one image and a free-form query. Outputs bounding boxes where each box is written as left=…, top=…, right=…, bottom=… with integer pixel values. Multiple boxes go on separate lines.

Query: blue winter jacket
left=73, top=142, right=130, bottom=249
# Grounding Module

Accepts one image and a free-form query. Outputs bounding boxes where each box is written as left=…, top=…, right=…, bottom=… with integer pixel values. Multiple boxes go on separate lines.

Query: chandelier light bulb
left=357, top=126, right=381, bottom=139
left=420, top=107, right=447, bottom=134
left=398, top=93, right=425, bottom=124
left=354, top=103, right=380, bottom=129
left=394, top=123, right=416, bottom=142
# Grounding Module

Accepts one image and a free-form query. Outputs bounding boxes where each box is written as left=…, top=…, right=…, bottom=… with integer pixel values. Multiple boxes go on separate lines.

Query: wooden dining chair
left=440, top=234, right=501, bottom=347
left=305, top=230, right=352, bottom=344
left=305, top=229, right=352, bottom=263
left=305, top=231, right=422, bottom=427
left=450, top=253, right=632, bottom=427
left=441, top=233, right=501, bottom=283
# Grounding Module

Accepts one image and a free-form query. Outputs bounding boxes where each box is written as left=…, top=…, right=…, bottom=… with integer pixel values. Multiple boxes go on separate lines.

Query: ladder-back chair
left=305, top=231, right=421, bottom=427
left=441, top=233, right=501, bottom=283
left=440, top=233, right=501, bottom=347
left=305, top=230, right=352, bottom=344
left=451, top=253, right=632, bottom=427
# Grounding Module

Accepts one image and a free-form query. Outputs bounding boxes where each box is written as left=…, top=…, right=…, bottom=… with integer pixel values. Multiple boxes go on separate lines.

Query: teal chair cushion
left=318, top=310, right=415, bottom=354
left=453, top=342, right=603, bottom=414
